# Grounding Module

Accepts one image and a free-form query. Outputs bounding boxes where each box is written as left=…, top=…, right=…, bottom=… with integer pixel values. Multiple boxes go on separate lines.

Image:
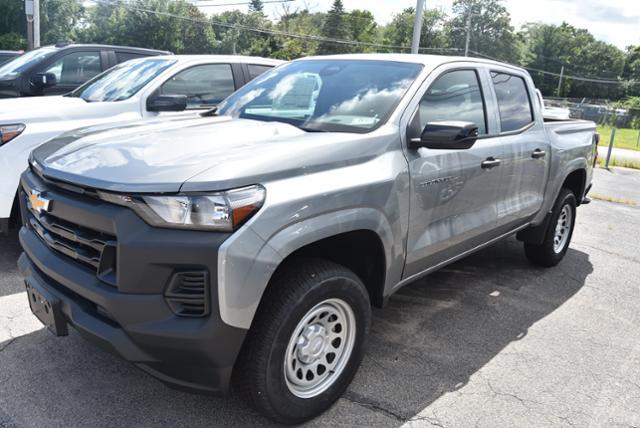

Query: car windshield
left=68, top=58, right=175, bottom=102
left=217, top=60, right=423, bottom=133
left=0, top=47, right=57, bottom=80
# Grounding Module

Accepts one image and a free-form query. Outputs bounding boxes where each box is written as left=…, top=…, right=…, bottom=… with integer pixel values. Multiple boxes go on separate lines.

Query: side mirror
left=410, top=121, right=479, bottom=150
left=29, top=72, right=57, bottom=89
left=146, top=94, right=188, bottom=112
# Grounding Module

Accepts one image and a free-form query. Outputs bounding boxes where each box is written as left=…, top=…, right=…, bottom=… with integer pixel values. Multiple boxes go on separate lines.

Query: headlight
left=0, top=124, right=25, bottom=145
left=99, top=185, right=266, bottom=232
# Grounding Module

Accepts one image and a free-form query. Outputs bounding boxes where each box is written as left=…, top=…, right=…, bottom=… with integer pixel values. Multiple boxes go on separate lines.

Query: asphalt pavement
left=1, top=167, right=639, bottom=427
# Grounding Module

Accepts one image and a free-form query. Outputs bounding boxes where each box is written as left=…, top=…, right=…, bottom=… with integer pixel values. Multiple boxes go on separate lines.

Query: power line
left=85, top=0, right=638, bottom=85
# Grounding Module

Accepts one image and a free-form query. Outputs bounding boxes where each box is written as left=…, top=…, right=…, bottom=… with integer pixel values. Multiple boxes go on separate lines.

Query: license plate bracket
left=25, top=281, right=68, bottom=336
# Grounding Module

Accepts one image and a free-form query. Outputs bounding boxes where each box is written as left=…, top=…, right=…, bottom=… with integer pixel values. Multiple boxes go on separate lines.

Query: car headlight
left=98, top=185, right=266, bottom=232
left=0, top=124, right=25, bottom=145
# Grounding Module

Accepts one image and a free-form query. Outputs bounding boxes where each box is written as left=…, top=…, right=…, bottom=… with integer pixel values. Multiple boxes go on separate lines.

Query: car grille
left=23, top=191, right=118, bottom=287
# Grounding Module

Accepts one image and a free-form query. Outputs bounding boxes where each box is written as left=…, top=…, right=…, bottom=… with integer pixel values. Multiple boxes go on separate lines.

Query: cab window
left=418, top=69, right=487, bottom=134
left=159, top=63, right=235, bottom=109
left=491, top=72, right=534, bottom=132
left=42, top=51, right=102, bottom=86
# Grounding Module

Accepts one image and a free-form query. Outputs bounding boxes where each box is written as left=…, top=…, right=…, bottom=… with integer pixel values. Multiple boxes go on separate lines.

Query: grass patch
left=596, top=156, right=640, bottom=170
left=597, top=125, right=640, bottom=152
left=590, top=193, right=637, bottom=206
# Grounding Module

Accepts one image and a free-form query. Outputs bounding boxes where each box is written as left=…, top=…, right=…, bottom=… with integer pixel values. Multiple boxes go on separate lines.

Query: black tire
left=233, top=258, right=371, bottom=425
left=524, top=188, right=577, bottom=267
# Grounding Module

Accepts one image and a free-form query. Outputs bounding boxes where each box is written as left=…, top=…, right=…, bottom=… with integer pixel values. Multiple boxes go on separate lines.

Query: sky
left=199, top=0, right=640, bottom=50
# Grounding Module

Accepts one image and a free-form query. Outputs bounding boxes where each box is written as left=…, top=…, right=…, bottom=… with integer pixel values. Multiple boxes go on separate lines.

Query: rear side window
left=247, top=64, right=272, bottom=80
left=116, top=52, right=146, bottom=64
left=491, top=72, right=534, bottom=132
left=418, top=69, right=487, bottom=134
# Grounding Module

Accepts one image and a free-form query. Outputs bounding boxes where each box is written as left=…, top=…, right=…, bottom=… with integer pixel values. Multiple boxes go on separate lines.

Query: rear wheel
left=233, top=258, right=371, bottom=425
left=524, top=188, right=577, bottom=267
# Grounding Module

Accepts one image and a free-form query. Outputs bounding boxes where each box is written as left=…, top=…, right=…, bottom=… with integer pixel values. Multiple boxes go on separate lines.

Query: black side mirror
left=29, top=72, right=57, bottom=89
left=147, top=94, right=188, bottom=112
left=410, top=121, right=479, bottom=150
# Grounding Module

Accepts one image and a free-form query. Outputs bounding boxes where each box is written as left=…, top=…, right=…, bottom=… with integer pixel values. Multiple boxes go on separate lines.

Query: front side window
left=491, top=72, right=534, bottom=132
left=217, top=60, right=423, bottom=133
left=68, top=58, right=175, bottom=102
left=418, top=69, right=487, bottom=134
left=159, top=63, right=235, bottom=108
left=42, top=51, right=102, bottom=86
left=0, top=47, right=57, bottom=79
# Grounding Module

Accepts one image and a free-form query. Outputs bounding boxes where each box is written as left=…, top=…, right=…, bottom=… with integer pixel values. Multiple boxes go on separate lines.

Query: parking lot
left=1, top=167, right=639, bottom=428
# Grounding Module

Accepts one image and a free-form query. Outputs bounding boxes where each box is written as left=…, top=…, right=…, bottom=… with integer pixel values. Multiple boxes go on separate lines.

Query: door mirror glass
left=29, top=72, right=57, bottom=88
left=147, top=94, right=188, bottom=112
left=412, top=121, right=479, bottom=150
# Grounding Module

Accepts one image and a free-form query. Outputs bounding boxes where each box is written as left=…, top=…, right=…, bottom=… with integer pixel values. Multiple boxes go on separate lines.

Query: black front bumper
left=18, top=169, right=248, bottom=394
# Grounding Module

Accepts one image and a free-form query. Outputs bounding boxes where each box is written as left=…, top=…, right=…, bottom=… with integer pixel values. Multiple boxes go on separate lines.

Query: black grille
left=23, top=191, right=118, bottom=287
left=164, top=271, right=210, bottom=317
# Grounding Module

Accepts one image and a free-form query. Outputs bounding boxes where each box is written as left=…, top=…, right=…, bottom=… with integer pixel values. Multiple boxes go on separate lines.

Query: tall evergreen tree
left=248, top=0, right=263, bottom=14
left=318, top=0, right=350, bottom=54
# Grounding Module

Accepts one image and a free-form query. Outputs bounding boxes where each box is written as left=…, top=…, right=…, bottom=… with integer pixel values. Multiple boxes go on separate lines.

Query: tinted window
left=418, top=69, right=486, bottom=134
left=247, top=64, right=272, bottom=80
left=116, top=52, right=146, bottom=64
left=43, top=51, right=102, bottom=86
left=218, top=60, right=423, bottom=133
left=491, top=72, right=533, bottom=132
left=69, top=58, right=175, bottom=102
left=159, top=63, right=235, bottom=108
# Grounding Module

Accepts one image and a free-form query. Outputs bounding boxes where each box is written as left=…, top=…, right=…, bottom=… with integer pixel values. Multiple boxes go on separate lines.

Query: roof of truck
left=149, top=55, right=283, bottom=65
left=296, top=53, right=527, bottom=73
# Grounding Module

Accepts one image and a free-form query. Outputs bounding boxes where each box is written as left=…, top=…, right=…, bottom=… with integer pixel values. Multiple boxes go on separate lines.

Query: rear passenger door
left=402, top=66, right=506, bottom=278
left=488, top=70, right=550, bottom=231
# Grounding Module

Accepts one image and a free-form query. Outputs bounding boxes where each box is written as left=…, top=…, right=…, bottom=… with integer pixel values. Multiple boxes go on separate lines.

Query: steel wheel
left=553, top=204, right=572, bottom=253
left=284, top=298, right=356, bottom=399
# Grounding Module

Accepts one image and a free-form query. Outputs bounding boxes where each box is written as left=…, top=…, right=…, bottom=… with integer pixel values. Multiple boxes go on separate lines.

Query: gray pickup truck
left=18, top=54, right=596, bottom=424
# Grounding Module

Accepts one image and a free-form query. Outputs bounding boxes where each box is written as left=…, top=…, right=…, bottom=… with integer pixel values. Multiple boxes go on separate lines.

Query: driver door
left=403, top=67, right=505, bottom=278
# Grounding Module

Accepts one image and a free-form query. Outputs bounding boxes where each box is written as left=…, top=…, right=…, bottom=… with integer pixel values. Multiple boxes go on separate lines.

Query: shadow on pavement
left=0, top=230, right=24, bottom=297
left=0, top=237, right=593, bottom=427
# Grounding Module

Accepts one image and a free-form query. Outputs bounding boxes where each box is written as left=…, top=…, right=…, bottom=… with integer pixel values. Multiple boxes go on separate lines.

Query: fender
left=217, top=207, right=400, bottom=329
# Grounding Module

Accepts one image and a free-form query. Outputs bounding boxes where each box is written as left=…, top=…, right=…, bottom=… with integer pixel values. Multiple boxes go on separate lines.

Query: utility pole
left=24, top=0, right=40, bottom=50
left=464, top=5, right=472, bottom=56
left=411, top=0, right=425, bottom=54
left=556, top=65, right=565, bottom=97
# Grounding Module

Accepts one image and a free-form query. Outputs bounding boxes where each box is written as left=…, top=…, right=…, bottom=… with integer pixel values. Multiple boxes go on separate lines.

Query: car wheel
left=233, top=258, right=371, bottom=425
left=524, top=188, right=577, bottom=267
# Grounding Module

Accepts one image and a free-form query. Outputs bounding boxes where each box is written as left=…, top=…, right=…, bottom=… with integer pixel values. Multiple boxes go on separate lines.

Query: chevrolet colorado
left=18, top=54, right=597, bottom=424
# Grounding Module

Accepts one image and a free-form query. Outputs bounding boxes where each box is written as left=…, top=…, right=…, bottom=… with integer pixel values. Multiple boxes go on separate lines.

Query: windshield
left=0, top=47, right=57, bottom=80
left=68, top=58, right=175, bottom=102
left=217, top=60, right=423, bottom=133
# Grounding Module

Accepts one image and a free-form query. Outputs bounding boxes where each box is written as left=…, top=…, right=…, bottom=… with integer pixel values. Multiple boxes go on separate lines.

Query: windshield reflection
left=0, top=47, right=57, bottom=79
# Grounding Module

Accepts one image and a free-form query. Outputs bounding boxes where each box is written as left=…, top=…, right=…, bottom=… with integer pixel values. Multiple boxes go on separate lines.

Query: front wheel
left=524, top=188, right=577, bottom=267
left=233, top=258, right=371, bottom=424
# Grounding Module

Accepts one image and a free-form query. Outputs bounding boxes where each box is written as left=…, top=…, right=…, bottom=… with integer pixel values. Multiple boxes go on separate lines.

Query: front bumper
left=18, top=169, right=248, bottom=394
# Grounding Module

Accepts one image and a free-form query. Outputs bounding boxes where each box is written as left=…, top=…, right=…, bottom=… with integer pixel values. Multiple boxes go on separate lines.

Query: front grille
left=23, top=191, right=118, bottom=287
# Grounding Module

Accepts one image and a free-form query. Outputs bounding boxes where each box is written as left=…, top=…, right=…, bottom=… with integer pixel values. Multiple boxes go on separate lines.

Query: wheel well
left=271, top=230, right=387, bottom=308
left=562, top=169, right=586, bottom=205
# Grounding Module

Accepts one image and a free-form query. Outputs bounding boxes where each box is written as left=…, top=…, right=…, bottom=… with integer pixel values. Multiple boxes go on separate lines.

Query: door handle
left=481, top=157, right=501, bottom=169
left=531, top=149, right=546, bottom=159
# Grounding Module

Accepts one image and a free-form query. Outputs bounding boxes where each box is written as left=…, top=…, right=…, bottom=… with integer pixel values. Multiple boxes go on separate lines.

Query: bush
left=0, top=32, right=26, bottom=50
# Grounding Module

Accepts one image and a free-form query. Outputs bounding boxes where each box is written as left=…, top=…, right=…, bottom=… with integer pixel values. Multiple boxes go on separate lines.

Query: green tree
left=347, top=10, right=377, bottom=51
left=448, top=0, right=520, bottom=62
left=211, top=10, right=275, bottom=56
left=40, top=0, right=85, bottom=45
left=248, top=0, right=264, bottom=14
left=382, top=7, right=449, bottom=53
left=318, top=0, right=349, bottom=55
left=273, top=9, right=324, bottom=59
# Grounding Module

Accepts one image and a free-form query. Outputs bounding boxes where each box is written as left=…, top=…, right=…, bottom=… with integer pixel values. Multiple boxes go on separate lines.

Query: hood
left=32, top=116, right=391, bottom=193
left=0, top=95, right=89, bottom=121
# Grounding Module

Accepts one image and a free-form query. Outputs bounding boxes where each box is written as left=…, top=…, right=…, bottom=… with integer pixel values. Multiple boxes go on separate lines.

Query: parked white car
left=0, top=55, right=282, bottom=233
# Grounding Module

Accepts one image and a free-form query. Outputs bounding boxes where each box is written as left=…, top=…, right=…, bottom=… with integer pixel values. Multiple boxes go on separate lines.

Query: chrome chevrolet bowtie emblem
left=29, top=190, right=51, bottom=214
